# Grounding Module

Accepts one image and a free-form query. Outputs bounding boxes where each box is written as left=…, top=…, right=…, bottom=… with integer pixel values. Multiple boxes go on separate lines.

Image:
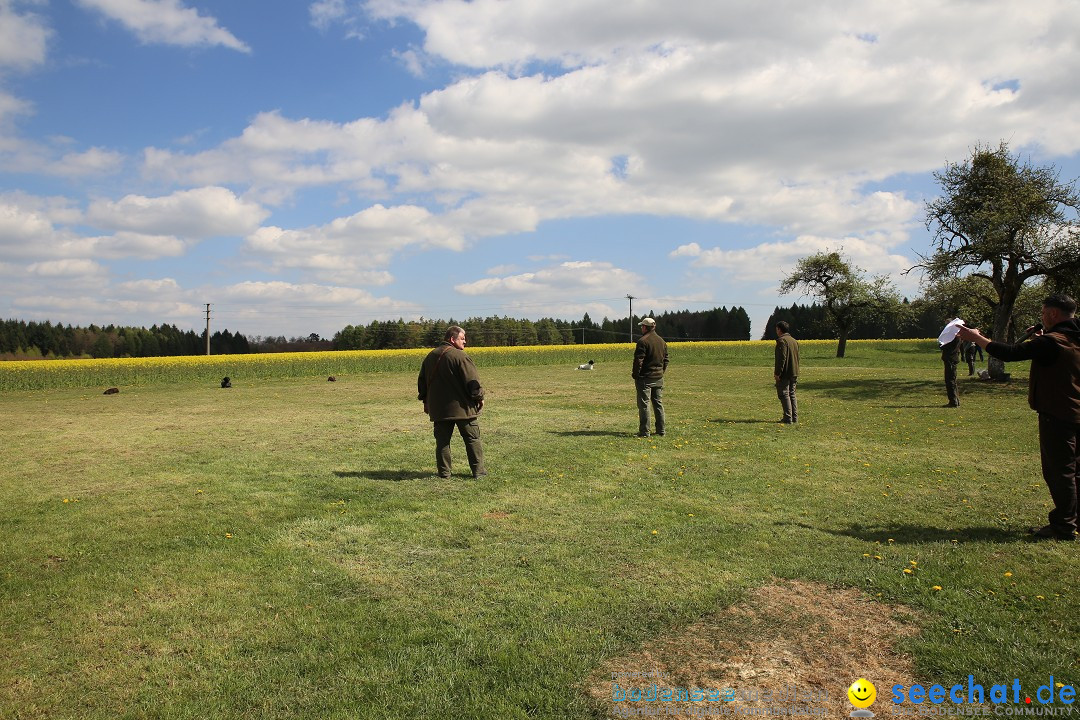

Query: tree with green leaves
left=779, top=250, right=899, bottom=358
left=920, top=141, right=1080, bottom=378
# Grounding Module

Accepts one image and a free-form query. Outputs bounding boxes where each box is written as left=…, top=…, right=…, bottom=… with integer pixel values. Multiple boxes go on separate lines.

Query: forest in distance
left=1, top=302, right=948, bottom=361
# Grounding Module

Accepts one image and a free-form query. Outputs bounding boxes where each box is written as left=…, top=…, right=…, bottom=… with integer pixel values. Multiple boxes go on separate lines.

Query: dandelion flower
left=903, top=568, right=913, bottom=574
left=225, top=533, right=233, bottom=539
left=932, top=586, right=942, bottom=591
left=651, top=530, right=658, bottom=535
left=1004, top=572, right=1013, bottom=577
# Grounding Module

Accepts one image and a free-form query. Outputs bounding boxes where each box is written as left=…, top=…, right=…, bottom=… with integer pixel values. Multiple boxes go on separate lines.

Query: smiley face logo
left=848, top=678, right=877, bottom=709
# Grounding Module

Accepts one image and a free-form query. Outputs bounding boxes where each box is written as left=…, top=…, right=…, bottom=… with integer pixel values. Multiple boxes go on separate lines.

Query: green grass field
left=1, top=341, right=1076, bottom=719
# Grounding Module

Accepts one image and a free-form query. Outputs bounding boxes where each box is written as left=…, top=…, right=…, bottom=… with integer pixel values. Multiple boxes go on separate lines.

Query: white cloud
left=96, top=232, right=187, bottom=259
left=309, top=0, right=347, bottom=30
left=0, top=90, right=31, bottom=126
left=76, top=0, right=250, bottom=52
left=86, top=187, right=269, bottom=238
left=0, top=1, right=51, bottom=70
left=49, top=147, right=125, bottom=176
left=27, top=258, right=107, bottom=277
left=455, top=259, right=645, bottom=298
left=246, top=204, right=465, bottom=282
left=0, top=197, right=58, bottom=247
left=212, top=280, right=422, bottom=333
left=450, top=259, right=667, bottom=325
left=10, top=290, right=204, bottom=326
left=677, top=234, right=913, bottom=285
left=114, top=277, right=183, bottom=296
left=670, top=243, right=700, bottom=258
left=0, top=192, right=201, bottom=262
left=1, top=136, right=127, bottom=178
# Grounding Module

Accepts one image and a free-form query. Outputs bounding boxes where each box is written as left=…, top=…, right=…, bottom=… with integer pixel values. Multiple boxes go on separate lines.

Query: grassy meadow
left=1, top=340, right=1077, bottom=719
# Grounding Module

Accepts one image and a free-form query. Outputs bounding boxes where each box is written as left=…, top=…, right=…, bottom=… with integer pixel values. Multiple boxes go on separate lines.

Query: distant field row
left=0, top=339, right=946, bottom=390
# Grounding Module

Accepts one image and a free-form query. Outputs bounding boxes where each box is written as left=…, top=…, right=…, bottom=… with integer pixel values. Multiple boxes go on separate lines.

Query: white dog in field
left=577, top=360, right=595, bottom=370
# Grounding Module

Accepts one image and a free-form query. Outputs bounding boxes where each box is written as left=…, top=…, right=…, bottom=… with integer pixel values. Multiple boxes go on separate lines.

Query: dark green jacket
left=987, top=317, right=1080, bottom=424
left=632, top=331, right=668, bottom=380
left=940, top=338, right=960, bottom=364
left=774, top=333, right=800, bottom=379
left=417, top=342, right=485, bottom=421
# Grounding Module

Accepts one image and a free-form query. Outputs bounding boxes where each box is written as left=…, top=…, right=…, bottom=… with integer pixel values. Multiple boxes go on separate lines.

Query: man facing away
left=941, top=336, right=961, bottom=407
left=632, top=317, right=668, bottom=438
left=417, top=325, right=486, bottom=479
left=957, top=294, right=1080, bottom=541
left=774, top=321, right=800, bottom=424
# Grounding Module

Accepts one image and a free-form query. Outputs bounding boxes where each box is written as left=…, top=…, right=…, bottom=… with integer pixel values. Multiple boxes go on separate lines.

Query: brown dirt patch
left=584, top=579, right=920, bottom=718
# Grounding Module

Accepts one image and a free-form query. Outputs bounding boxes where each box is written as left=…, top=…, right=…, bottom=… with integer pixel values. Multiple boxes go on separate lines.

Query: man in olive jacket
left=632, top=317, right=668, bottom=437
left=957, top=294, right=1080, bottom=540
left=417, top=326, right=486, bottom=478
left=774, top=321, right=799, bottom=424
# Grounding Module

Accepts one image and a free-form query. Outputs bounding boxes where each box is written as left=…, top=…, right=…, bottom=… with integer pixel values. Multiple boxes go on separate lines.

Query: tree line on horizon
left=0, top=298, right=986, bottom=361
left=0, top=320, right=251, bottom=361
left=331, top=307, right=752, bottom=350
left=1, top=306, right=754, bottom=360
left=761, top=300, right=947, bottom=342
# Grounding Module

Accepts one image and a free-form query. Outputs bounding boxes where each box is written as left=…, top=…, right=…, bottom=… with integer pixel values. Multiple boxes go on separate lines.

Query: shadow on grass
left=798, top=376, right=939, bottom=401
left=707, top=417, right=775, bottom=424
left=549, top=430, right=628, bottom=437
left=334, top=469, right=434, bottom=481
left=790, top=521, right=1022, bottom=545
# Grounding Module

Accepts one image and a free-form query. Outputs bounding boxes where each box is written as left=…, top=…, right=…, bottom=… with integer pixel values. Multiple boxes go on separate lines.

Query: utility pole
left=205, top=303, right=211, bottom=355
left=626, top=294, right=635, bottom=342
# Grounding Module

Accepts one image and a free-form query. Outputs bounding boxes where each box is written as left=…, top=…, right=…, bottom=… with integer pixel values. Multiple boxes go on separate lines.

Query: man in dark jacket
left=417, top=326, right=486, bottom=478
left=632, top=317, right=668, bottom=437
left=774, top=321, right=800, bottom=424
left=957, top=294, right=1080, bottom=541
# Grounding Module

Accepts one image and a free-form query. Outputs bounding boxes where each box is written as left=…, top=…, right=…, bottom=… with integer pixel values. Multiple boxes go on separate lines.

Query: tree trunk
left=988, top=303, right=1013, bottom=380
left=836, top=333, right=847, bottom=358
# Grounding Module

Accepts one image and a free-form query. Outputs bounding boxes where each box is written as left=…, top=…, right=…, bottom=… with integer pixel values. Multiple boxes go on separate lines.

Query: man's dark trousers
left=776, top=377, right=798, bottom=423
left=433, top=419, right=484, bottom=477
left=1038, top=413, right=1079, bottom=536
left=944, top=360, right=959, bottom=406
left=636, top=377, right=665, bottom=436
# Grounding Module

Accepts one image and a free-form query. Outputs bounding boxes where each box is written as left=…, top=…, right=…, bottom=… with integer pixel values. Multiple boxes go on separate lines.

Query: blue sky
left=2, top=0, right=1079, bottom=340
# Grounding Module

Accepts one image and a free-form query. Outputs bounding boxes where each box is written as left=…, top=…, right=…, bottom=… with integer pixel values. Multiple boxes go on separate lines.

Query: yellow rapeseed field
left=0, top=339, right=922, bottom=391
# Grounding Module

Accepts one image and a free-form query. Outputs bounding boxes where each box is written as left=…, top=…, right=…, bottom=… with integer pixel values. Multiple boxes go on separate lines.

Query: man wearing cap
left=632, top=317, right=668, bottom=437
left=417, top=325, right=486, bottom=478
